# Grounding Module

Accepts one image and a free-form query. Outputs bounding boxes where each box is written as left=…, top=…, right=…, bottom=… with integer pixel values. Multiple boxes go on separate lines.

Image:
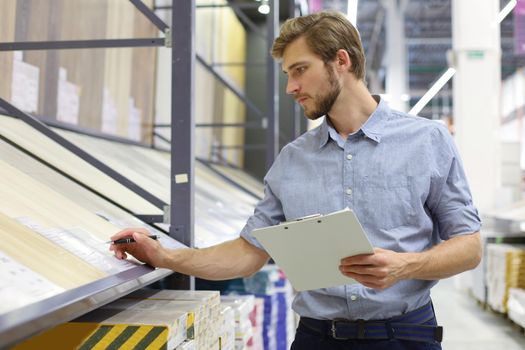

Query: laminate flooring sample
left=0, top=116, right=162, bottom=216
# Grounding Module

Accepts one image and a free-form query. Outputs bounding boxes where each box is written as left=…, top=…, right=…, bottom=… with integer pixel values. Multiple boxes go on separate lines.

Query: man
left=111, top=11, right=481, bottom=350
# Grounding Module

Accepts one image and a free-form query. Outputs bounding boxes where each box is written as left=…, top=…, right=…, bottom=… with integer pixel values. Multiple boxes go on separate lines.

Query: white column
left=452, top=0, right=501, bottom=211
left=383, top=0, right=408, bottom=112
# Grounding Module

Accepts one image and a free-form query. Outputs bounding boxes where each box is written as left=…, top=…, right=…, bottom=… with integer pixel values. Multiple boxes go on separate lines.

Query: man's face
left=282, top=37, right=342, bottom=120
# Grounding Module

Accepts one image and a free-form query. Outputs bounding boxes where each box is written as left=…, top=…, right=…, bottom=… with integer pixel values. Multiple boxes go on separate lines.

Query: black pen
left=106, top=235, right=159, bottom=244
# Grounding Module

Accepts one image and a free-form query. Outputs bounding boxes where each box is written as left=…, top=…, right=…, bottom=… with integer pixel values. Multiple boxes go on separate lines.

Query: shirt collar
left=318, top=95, right=389, bottom=148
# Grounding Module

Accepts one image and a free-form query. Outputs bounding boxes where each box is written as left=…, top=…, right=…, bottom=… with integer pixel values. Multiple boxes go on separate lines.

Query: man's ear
left=335, top=49, right=352, bottom=72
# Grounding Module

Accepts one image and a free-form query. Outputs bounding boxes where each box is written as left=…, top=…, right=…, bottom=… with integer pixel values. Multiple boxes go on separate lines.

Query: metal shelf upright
left=153, top=0, right=281, bottom=171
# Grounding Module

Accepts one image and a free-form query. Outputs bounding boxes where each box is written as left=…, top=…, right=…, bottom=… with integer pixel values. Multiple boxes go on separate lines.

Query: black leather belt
left=299, top=302, right=443, bottom=343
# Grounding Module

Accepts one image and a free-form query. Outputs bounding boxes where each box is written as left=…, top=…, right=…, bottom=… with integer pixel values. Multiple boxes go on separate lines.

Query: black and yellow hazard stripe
left=79, top=323, right=169, bottom=350
left=12, top=323, right=169, bottom=350
left=185, top=312, right=195, bottom=340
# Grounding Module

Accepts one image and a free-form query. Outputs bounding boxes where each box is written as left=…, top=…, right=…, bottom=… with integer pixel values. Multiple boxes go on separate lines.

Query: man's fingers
left=110, top=227, right=150, bottom=241
left=340, top=253, right=375, bottom=265
left=342, top=271, right=385, bottom=289
left=116, top=250, right=127, bottom=260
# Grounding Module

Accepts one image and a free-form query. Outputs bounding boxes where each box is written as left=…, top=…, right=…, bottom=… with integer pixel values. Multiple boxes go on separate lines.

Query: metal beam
left=266, top=0, right=279, bottom=170
left=196, top=54, right=265, bottom=119
left=230, top=5, right=267, bottom=40
left=156, top=3, right=260, bottom=10
left=195, top=121, right=263, bottom=129
left=155, top=121, right=263, bottom=129
left=0, top=265, right=172, bottom=348
left=153, top=131, right=171, bottom=144
left=31, top=114, right=153, bottom=148
left=135, top=215, right=165, bottom=223
left=211, top=61, right=266, bottom=67
left=0, top=98, right=167, bottom=210
left=170, top=0, right=195, bottom=289
left=213, top=144, right=267, bottom=150
left=196, top=158, right=262, bottom=200
left=0, top=38, right=165, bottom=51
left=366, top=7, right=385, bottom=71
left=129, top=0, right=169, bottom=33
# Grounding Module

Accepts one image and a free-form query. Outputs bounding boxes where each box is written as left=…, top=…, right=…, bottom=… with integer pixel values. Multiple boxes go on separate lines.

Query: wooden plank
left=0, top=117, right=163, bottom=215
left=130, top=0, right=157, bottom=143
left=59, top=0, right=107, bottom=130
left=0, top=158, right=121, bottom=240
left=0, top=1, right=16, bottom=101
left=0, top=139, right=140, bottom=227
left=20, top=0, right=53, bottom=116
left=104, top=1, right=133, bottom=138
left=218, top=7, right=246, bottom=167
left=0, top=212, right=105, bottom=289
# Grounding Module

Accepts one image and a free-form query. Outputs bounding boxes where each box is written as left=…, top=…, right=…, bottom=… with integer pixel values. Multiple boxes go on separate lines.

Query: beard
left=304, top=65, right=342, bottom=120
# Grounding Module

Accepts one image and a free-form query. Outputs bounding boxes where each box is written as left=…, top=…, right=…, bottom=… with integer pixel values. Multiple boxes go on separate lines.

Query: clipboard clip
left=280, top=213, right=322, bottom=227
left=294, top=213, right=321, bottom=221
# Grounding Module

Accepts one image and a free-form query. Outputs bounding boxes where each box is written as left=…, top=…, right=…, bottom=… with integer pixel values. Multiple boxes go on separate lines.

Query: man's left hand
left=339, top=248, right=410, bottom=290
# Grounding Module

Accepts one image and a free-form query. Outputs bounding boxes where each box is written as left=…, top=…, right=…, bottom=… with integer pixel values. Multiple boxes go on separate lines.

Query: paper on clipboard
left=252, top=208, right=373, bottom=291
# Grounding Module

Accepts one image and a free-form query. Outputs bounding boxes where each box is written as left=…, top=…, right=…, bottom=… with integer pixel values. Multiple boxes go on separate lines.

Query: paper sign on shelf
left=11, top=51, right=39, bottom=113
left=0, top=250, right=64, bottom=315
left=128, top=97, right=142, bottom=142
left=102, top=87, right=118, bottom=135
left=57, top=67, right=80, bottom=125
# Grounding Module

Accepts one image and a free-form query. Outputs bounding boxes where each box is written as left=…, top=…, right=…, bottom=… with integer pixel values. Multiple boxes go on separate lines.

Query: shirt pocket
left=359, top=175, right=415, bottom=230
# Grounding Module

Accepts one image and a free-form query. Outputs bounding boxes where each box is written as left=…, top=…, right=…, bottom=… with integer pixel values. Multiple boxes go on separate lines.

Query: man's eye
left=296, top=67, right=306, bottom=74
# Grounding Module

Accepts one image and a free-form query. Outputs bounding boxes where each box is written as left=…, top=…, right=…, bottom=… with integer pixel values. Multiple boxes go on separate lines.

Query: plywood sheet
left=0, top=139, right=130, bottom=222
left=0, top=116, right=162, bottom=215
left=0, top=1, right=16, bottom=101
left=18, top=0, right=60, bottom=117
left=0, top=158, right=121, bottom=238
left=130, top=0, right=157, bottom=143
left=104, top=1, right=133, bottom=138
left=55, top=129, right=259, bottom=247
left=59, top=0, right=107, bottom=130
left=0, top=212, right=105, bottom=289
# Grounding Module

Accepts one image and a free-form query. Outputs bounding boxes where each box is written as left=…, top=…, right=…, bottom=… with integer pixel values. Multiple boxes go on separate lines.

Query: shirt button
left=346, top=188, right=352, bottom=195
left=350, top=295, right=357, bottom=301
left=346, top=154, right=353, bottom=160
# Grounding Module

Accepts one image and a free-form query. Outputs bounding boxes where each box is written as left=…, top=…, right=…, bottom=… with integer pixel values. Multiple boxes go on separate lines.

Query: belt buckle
left=331, top=321, right=350, bottom=340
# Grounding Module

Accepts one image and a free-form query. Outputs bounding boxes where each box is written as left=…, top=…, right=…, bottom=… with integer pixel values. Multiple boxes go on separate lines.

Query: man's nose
left=286, top=78, right=299, bottom=95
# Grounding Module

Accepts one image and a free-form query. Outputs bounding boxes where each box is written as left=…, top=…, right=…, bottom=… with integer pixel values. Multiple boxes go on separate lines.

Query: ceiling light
left=496, top=0, right=517, bottom=24
left=409, top=68, right=456, bottom=116
left=409, top=0, right=515, bottom=116
left=258, top=4, right=270, bottom=14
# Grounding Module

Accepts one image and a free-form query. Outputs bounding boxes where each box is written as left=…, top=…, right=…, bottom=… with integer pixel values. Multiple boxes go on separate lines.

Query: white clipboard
left=252, top=208, right=373, bottom=291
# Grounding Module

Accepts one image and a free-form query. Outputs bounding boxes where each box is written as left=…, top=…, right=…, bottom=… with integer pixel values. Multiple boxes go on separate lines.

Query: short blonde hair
left=272, top=11, right=366, bottom=81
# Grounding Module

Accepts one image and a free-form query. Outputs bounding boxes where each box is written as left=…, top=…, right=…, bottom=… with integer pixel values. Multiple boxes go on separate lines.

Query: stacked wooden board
left=13, top=290, right=226, bottom=350
left=486, top=244, right=525, bottom=313
left=51, top=125, right=260, bottom=247
left=0, top=119, right=184, bottom=347
left=508, top=287, right=525, bottom=329
left=0, top=0, right=157, bottom=143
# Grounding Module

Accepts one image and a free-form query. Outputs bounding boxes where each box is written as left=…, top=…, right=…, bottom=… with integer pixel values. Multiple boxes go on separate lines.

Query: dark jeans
left=290, top=317, right=443, bottom=350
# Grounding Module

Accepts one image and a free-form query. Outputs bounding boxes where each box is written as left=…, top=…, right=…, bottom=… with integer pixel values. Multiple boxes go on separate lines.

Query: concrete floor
left=432, top=278, right=525, bottom=350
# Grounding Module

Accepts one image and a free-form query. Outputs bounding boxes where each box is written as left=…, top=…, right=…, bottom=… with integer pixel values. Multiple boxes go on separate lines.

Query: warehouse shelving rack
left=0, top=1, right=286, bottom=346
left=0, top=1, right=194, bottom=347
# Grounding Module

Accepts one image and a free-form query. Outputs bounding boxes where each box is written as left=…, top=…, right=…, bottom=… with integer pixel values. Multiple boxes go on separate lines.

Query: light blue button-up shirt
left=240, top=97, right=481, bottom=321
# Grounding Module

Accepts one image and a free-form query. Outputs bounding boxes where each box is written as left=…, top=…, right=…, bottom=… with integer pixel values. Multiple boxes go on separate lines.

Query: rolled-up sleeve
left=240, top=177, right=285, bottom=251
left=426, top=126, right=482, bottom=240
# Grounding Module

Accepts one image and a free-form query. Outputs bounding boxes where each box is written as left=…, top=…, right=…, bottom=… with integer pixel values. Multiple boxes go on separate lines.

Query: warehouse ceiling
left=229, top=0, right=525, bottom=117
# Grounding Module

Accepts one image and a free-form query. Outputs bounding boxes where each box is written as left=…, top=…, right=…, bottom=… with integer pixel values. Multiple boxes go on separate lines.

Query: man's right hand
left=109, top=228, right=170, bottom=268
left=110, top=229, right=269, bottom=280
